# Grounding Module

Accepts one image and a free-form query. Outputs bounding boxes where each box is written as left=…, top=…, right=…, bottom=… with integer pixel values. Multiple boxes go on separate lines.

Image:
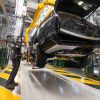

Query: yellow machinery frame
left=25, top=0, right=55, bottom=46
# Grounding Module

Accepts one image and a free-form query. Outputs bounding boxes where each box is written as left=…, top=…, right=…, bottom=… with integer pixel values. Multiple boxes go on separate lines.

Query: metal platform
left=21, top=67, right=100, bottom=100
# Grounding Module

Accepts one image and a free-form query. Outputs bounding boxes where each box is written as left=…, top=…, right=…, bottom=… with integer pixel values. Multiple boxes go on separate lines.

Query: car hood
left=54, top=0, right=100, bottom=18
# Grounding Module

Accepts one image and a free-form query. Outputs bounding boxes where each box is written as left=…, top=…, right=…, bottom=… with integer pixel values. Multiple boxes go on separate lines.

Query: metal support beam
left=26, top=14, right=32, bottom=21
left=0, top=0, right=9, bottom=22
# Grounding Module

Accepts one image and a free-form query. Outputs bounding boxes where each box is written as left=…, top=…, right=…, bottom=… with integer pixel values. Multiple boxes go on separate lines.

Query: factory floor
left=46, top=65, right=100, bottom=89
left=0, top=61, right=100, bottom=100
left=0, top=65, right=21, bottom=100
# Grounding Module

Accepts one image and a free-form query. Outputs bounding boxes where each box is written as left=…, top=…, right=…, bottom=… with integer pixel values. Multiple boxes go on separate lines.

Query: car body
left=30, top=0, right=100, bottom=68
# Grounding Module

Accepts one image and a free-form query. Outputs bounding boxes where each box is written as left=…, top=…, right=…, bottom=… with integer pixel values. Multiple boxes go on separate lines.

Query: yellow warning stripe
left=6, top=68, right=12, bottom=72
left=47, top=65, right=100, bottom=86
left=6, top=67, right=13, bottom=72
left=55, top=70, right=100, bottom=86
left=0, top=86, right=21, bottom=100
left=47, top=66, right=67, bottom=70
left=52, top=69, right=81, bottom=77
left=54, top=70, right=81, bottom=78
left=0, top=73, right=10, bottom=80
left=0, top=66, right=21, bottom=99
left=47, top=65, right=81, bottom=77
left=0, top=66, right=12, bottom=80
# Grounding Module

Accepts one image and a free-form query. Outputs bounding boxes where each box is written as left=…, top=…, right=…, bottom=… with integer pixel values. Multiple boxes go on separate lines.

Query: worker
left=29, top=40, right=36, bottom=68
left=5, top=39, right=22, bottom=90
left=30, top=49, right=36, bottom=68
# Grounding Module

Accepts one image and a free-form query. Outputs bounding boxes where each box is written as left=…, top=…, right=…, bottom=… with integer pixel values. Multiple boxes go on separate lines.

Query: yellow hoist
left=25, top=0, right=56, bottom=46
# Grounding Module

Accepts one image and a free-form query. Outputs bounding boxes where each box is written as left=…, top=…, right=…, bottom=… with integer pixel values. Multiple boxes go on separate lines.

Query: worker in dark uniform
left=30, top=49, right=36, bottom=68
left=5, top=40, right=22, bottom=90
left=29, top=40, right=36, bottom=68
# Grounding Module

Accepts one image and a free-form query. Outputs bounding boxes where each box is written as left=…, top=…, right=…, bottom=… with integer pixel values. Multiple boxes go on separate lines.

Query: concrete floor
left=0, top=64, right=21, bottom=100
left=0, top=61, right=99, bottom=100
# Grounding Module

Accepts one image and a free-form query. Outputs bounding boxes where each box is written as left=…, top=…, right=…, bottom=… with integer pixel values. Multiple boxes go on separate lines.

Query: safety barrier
left=48, top=59, right=66, bottom=68
left=0, top=45, right=8, bottom=69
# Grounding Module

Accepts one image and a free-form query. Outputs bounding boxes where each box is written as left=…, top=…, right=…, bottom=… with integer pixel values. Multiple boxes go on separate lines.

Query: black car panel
left=32, top=0, right=100, bottom=68
left=37, top=15, right=60, bottom=45
left=55, top=0, right=100, bottom=18
left=61, top=18, right=100, bottom=38
left=57, top=11, right=100, bottom=38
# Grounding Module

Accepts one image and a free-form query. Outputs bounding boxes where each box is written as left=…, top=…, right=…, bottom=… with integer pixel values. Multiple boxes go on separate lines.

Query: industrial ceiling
left=0, top=0, right=43, bottom=38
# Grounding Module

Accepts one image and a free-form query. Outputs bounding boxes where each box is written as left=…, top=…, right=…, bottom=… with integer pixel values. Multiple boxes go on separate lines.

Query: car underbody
left=30, top=0, right=100, bottom=68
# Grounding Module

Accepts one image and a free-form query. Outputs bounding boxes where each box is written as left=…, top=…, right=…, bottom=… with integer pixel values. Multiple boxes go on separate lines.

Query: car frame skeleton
left=26, top=0, right=100, bottom=68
